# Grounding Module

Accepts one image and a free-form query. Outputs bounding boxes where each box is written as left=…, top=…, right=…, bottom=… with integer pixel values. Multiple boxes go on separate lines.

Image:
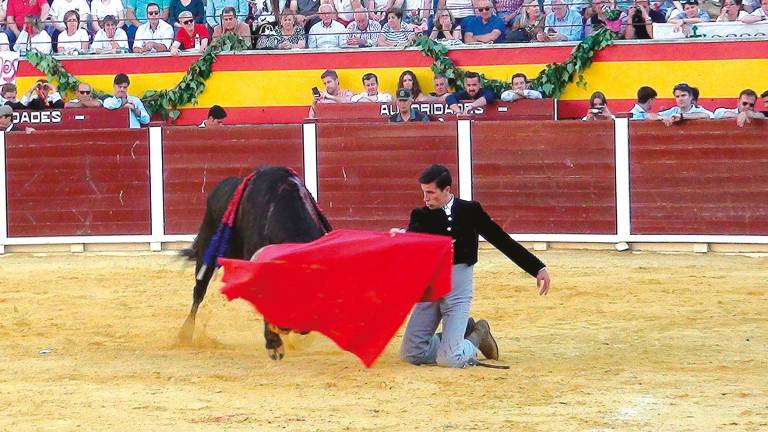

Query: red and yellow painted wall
left=15, top=39, right=768, bottom=125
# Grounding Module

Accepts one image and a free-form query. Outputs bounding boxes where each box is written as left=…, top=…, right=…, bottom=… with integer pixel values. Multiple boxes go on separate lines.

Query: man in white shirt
left=351, top=73, right=393, bottom=103
left=132, top=2, right=174, bottom=53
left=308, top=4, right=346, bottom=49
left=658, top=83, right=713, bottom=126
left=629, top=86, right=660, bottom=120
left=713, top=88, right=765, bottom=127
left=500, top=73, right=543, bottom=102
left=92, top=15, right=129, bottom=53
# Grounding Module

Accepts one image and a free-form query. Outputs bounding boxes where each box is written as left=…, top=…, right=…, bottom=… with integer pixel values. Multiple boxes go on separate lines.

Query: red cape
left=219, top=229, right=453, bottom=367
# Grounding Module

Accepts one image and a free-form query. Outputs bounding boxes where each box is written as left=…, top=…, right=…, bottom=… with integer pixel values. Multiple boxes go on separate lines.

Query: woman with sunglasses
left=57, top=10, right=89, bottom=54
left=170, top=10, right=209, bottom=55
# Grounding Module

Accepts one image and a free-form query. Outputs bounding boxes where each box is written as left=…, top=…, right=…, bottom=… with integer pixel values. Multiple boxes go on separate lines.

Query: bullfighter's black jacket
left=408, top=197, right=545, bottom=277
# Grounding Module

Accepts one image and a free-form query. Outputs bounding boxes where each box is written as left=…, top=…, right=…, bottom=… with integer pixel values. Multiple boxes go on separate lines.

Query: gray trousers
left=400, top=264, right=478, bottom=368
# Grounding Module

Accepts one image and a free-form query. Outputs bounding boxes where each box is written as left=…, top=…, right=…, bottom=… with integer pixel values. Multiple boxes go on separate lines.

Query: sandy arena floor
left=0, top=248, right=766, bottom=431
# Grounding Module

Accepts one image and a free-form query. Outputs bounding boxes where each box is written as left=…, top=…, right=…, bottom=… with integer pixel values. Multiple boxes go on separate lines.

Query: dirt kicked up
left=1, top=248, right=766, bottom=431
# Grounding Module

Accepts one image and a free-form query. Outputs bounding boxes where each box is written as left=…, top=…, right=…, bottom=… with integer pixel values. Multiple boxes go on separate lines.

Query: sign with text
left=653, top=22, right=768, bottom=39
left=0, top=51, right=20, bottom=85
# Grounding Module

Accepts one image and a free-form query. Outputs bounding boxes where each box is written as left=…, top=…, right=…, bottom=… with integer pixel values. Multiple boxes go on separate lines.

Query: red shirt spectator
left=174, top=23, right=209, bottom=50
left=6, top=0, right=50, bottom=30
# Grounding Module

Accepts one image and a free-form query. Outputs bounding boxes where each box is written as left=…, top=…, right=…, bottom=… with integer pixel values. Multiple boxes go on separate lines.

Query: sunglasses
left=741, top=101, right=755, bottom=107
left=477, top=6, right=491, bottom=11
left=181, top=19, right=193, bottom=24
left=148, top=10, right=160, bottom=15
left=2, top=114, right=11, bottom=118
left=79, top=90, right=91, bottom=94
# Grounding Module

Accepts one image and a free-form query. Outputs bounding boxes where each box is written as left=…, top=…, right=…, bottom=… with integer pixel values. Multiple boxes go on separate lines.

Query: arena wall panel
left=316, top=122, right=459, bottom=231
left=161, top=125, right=304, bottom=235
left=5, top=129, right=150, bottom=237
left=629, top=120, right=768, bottom=235
left=472, top=121, right=617, bottom=234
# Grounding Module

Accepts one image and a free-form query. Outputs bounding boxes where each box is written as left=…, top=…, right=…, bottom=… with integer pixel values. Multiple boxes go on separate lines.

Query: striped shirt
left=381, top=23, right=413, bottom=44
left=344, top=19, right=382, bottom=47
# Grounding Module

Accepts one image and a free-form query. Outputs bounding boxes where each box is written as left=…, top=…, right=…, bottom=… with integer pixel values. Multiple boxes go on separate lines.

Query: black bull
left=178, top=167, right=332, bottom=360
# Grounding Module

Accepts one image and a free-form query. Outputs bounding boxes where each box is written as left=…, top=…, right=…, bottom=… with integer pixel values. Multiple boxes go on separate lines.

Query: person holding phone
left=308, top=69, right=354, bottom=117
left=582, top=91, right=614, bottom=121
left=538, top=0, right=583, bottom=41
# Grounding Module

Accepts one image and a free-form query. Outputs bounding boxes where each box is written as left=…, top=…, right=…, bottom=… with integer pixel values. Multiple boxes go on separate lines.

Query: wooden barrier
left=472, top=120, right=617, bottom=234
left=4, top=129, right=150, bottom=236
left=629, top=119, right=768, bottom=236
left=161, top=125, right=304, bottom=235
left=13, top=108, right=129, bottom=130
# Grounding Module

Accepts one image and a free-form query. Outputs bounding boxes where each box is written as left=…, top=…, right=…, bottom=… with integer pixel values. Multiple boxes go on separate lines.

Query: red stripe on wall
left=593, top=40, right=768, bottom=62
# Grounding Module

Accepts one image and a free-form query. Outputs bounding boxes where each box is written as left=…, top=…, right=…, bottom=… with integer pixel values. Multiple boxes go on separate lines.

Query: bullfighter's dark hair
left=419, top=164, right=452, bottom=190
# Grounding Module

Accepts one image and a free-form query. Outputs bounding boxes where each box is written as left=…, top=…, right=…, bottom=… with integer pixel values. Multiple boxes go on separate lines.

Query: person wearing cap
left=199, top=105, right=228, bottom=127
left=0, top=105, right=20, bottom=132
left=170, top=10, right=209, bottom=54
left=658, top=83, right=713, bottom=126
left=388, top=88, right=430, bottom=123
left=668, top=0, right=712, bottom=24
left=92, top=15, right=130, bottom=54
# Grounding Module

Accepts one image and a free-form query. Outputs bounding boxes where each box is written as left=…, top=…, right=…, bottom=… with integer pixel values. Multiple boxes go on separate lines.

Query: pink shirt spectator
left=318, top=89, right=353, bottom=104
left=7, top=0, right=49, bottom=28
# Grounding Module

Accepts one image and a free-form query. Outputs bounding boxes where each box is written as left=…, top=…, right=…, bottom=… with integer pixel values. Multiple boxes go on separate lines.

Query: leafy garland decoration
left=25, top=33, right=249, bottom=121
left=411, top=27, right=616, bottom=99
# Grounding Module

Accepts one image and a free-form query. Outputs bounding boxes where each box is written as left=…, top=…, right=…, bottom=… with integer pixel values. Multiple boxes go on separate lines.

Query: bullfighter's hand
left=536, top=268, right=550, bottom=296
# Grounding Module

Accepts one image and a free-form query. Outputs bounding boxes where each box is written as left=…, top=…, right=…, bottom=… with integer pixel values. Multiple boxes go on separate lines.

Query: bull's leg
left=264, top=320, right=285, bottom=360
left=178, top=263, right=216, bottom=344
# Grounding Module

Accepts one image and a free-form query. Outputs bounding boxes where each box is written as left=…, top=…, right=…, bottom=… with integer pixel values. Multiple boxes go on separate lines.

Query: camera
left=589, top=106, right=604, bottom=115
left=311, top=86, right=321, bottom=97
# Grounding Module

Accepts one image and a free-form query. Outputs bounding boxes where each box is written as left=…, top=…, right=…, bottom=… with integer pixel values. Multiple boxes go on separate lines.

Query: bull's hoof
left=267, top=344, right=285, bottom=360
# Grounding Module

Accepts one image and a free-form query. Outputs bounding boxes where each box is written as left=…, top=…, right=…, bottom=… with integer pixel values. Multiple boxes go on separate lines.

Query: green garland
left=25, top=33, right=249, bottom=121
left=412, top=28, right=616, bottom=99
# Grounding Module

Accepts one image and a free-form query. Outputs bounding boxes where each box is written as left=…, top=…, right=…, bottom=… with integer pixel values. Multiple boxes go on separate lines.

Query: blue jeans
left=400, top=264, right=478, bottom=368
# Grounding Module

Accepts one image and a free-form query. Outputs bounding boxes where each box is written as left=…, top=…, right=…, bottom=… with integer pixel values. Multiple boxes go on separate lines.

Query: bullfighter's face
left=421, top=182, right=452, bottom=210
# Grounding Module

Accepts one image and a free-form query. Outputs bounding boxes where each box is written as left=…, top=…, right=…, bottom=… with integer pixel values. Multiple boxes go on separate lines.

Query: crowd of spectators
left=0, top=0, right=766, bottom=55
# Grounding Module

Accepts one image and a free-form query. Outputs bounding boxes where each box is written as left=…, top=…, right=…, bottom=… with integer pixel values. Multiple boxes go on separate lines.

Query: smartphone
left=311, top=87, right=321, bottom=97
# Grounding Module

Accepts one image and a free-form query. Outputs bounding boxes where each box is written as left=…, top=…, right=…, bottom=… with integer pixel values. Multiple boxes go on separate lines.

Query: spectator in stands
left=539, top=0, right=582, bottom=41
left=308, top=3, right=345, bottom=48
left=493, top=0, right=525, bottom=26
left=272, top=9, right=307, bottom=49
left=93, top=15, right=130, bottom=53
left=199, top=104, right=228, bottom=127
left=403, top=0, right=429, bottom=31
left=168, top=0, right=204, bottom=27
left=65, top=83, right=103, bottom=108
left=104, top=73, right=150, bottom=129
left=623, top=0, right=665, bottom=39
left=344, top=7, right=382, bottom=47
left=293, top=0, right=321, bottom=30
left=507, top=0, right=545, bottom=42
left=582, top=91, right=614, bottom=120
left=446, top=71, right=495, bottom=115
left=389, top=88, right=430, bottom=122
left=206, top=0, right=247, bottom=28
left=398, top=70, right=440, bottom=102
left=761, top=90, right=768, bottom=116
left=366, top=0, right=389, bottom=24
left=741, top=0, right=767, bottom=21
left=20, top=79, right=63, bottom=110
left=436, top=0, right=475, bottom=27
left=5, top=0, right=50, bottom=48
left=1, top=83, right=26, bottom=110
left=501, top=73, right=542, bottom=101
left=583, top=0, right=624, bottom=37
left=717, top=0, right=748, bottom=20
left=132, top=3, right=174, bottom=53
left=378, top=7, right=416, bottom=47
left=56, top=10, right=89, bottom=55
left=212, top=7, right=251, bottom=45
left=658, top=83, right=713, bottom=126
left=47, top=0, right=91, bottom=35
left=91, top=0, right=126, bottom=34
left=334, top=0, right=356, bottom=26
left=170, top=10, right=209, bottom=54
left=463, top=0, right=506, bottom=43
left=351, top=72, right=393, bottom=102
left=14, top=15, right=52, bottom=54
left=430, top=74, right=451, bottom=100
left=629, top=86, right=659, bottom=120
left=713, top=89, right=765, bottom=127
left=127, top=0, right=171, bottom=48
left=668, top=0, right=711, bottom=24
left=430, top=8, right=462, bottom=41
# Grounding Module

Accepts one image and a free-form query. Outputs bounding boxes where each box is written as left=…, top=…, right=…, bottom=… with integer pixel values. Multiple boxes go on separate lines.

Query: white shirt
left=749, top=7, right=767, bottom=20
left=49, top=0, right=91, bottom=30
left=91, top=0, right=125, bottom=23
left=57, top=28, right=89, bottom=53
left=14, top=31, right=52, bottom=54
left=21, top=91, right=63, bottom=106
left=334, top=0, right=355, bottom=22
left=500, top=89, right=543, bottom=102
left=92, top=28, right=129, bottom=52
left=713, top=107, right=738, bottom=118
left=0, top=32, right=9, bottom=51
left=442, top=195, right=455, bottom=216
left=133, top=20, right=174, bottom=50
left=445, top=0, right=473, bottom=18
left=351, top=92, right=393, bottom=103
left=308, top=20, right=346, bottom=49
